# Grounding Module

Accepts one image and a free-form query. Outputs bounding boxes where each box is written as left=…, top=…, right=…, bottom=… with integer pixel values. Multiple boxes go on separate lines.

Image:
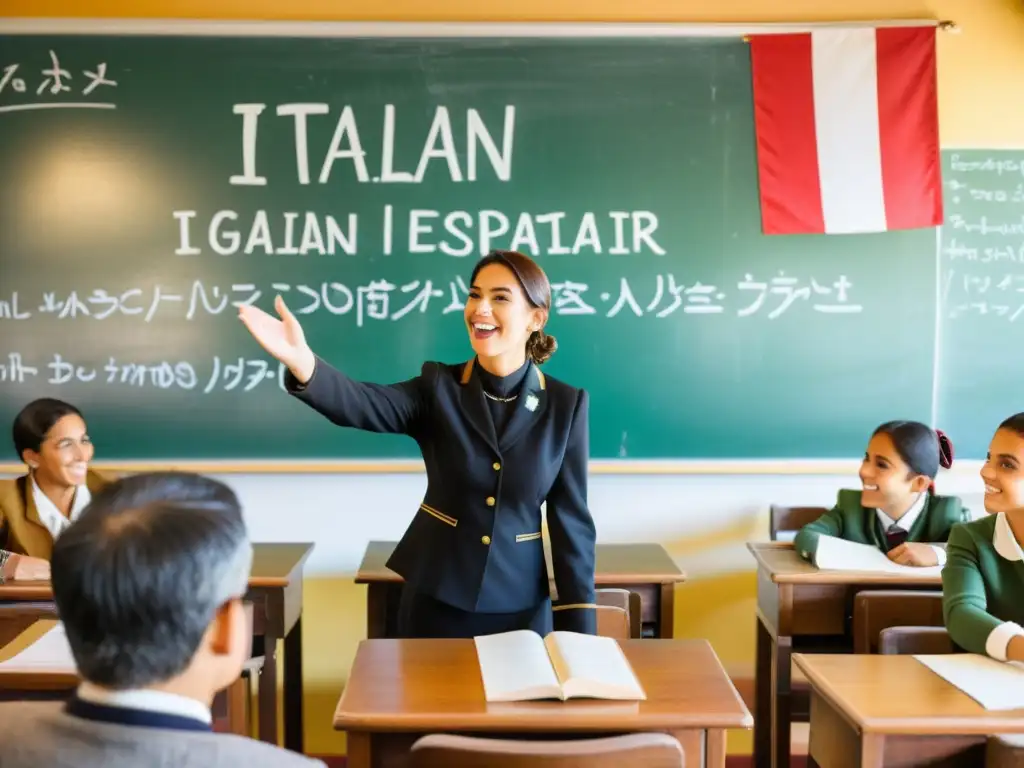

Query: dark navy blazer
left=287, top=356, right=597, bottom=634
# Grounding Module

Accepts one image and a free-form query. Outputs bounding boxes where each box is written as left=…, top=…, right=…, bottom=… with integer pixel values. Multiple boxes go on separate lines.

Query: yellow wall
left=7, top=0, right=1024, bottom=756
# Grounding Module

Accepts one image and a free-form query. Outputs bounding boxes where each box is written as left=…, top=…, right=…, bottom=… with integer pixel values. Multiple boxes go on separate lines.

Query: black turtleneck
left=476, top=358, right=530, bottom=437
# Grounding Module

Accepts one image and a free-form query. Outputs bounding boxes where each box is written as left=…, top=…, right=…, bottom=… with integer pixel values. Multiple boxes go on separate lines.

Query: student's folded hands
left=886, top=542, right=939, bottom=567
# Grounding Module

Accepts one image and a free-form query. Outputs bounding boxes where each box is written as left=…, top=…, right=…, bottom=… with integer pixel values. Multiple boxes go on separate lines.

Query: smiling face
left=980, top=427, right=1024, bottom=514
left=22, top=414, right=93, bottom=489
left=859, top=431, right=929, bottom=515
left=464, top=263, right=545, bottom=370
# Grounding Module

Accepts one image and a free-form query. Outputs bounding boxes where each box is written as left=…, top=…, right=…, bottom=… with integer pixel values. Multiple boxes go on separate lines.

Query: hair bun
left=936, top=429, right=954, bottom=470
left=527, top=331, right=557, bottom=365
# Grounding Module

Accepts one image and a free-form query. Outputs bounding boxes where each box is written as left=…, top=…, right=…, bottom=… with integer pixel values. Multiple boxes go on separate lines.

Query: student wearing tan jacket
left=0, top=398, right=111, bottom=582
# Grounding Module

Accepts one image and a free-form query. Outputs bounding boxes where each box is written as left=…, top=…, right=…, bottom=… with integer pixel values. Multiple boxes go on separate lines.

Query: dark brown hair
left=470, top=250, right=557, bottom=365
left=12, top=397, right=85, bottom=463
left=871, top=421, right=954, bottom=495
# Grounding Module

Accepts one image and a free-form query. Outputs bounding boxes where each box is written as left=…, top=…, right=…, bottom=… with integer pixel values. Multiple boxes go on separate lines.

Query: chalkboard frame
left=0, top=17, right=959, bottom=475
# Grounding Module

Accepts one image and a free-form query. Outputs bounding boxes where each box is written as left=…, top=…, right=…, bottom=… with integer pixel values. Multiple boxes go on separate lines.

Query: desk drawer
left=792, top=584, right=848, bottom=635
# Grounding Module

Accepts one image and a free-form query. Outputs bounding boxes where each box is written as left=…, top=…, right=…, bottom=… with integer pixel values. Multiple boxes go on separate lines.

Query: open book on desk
left=813, top=535, right=943, bottom=576
left=474, top=629, right=646, bottom=702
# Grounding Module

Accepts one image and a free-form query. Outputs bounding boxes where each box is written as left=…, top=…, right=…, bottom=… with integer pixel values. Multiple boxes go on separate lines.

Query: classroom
left=1, top=0, right=1024, bottom=766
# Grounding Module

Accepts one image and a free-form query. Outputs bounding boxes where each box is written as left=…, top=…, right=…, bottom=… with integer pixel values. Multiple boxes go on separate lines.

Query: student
left=0, top=398, right=110, bottom=582
left=239, top=250, right=597, bottom=638
left=943, top=413, right=1024, bottom=661
left=0, top=471, right=325, bottom=768
left=794, top=421, right=965, bottom=566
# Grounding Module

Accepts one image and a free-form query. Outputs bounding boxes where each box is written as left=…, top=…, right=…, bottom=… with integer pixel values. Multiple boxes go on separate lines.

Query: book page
left=814, top=535, right=942, bottom=576
left=915, top=654, right=1024, bottom=710
left=474, top=630, right=563, bottom=702
left=544, top=631, right=646, bottom=701
left=0, top=622, right=76, bottom=671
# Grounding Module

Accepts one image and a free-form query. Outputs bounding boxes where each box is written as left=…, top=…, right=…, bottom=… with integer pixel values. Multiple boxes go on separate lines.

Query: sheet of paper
left=474, top=630, right=560, bottom=702
left=0, top=622, right=76, bottom=671
left=814, top=535, right=942, bottom=576
left=915, top=654, right=1024, bottom=710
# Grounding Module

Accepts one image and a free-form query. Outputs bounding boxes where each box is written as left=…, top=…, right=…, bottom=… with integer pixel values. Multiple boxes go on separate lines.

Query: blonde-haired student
left=795, top=420, right=966, bottom=567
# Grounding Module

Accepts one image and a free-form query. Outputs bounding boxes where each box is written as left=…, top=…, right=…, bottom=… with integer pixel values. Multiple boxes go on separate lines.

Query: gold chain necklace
left=483, top=391, right=518, bottom=403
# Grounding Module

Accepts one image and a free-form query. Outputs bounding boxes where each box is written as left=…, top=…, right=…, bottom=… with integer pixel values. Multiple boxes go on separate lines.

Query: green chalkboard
left=936, top=149, right=1024, bottom=459
left=0, top=26, right=940, bottom=462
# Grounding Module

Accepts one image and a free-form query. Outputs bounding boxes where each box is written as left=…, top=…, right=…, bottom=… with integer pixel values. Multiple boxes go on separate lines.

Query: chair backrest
left=410, top=733, right=685, bottom=768
left=769, top=505, right=828, bottom=541
left=852, top=590, right=945, bottom=653
left=878, top=626, right=956, bottom=655
left=595, top=588, right=642, bottom=639
left=987, top=734, right=1024, bottom=768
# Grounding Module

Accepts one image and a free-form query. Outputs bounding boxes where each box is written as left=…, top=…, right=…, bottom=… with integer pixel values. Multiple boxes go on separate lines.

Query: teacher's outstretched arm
left=239, top=295, right=430, bottom=436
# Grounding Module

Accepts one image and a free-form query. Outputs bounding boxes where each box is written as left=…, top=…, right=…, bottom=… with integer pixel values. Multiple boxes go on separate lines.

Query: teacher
left=239, top=249, right=597, bottom=638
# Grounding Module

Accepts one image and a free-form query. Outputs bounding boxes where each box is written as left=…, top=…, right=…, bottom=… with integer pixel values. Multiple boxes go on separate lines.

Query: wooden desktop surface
left=335, top=638, right=751, bottom=731
left=793, top=653, right=1024, bottom=735
left=747, top=541, right=944, bottom=586
left=356, top=541, right=687, bottom=585
left=0, top=542, right=313, bottom=598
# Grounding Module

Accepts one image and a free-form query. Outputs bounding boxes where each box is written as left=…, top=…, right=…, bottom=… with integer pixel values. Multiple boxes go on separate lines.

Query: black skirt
left=397, top=586, right=553, bottom=638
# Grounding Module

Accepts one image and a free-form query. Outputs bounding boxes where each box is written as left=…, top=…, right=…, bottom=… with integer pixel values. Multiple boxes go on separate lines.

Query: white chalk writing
left=229, top=104, right=515, bottom=186
left=1, top=274, right=862, bottom=326
left=0, top=353, right=287, bottom=393
left=0, top=50, right=117, bottom=114
left=941, top=152, right=1024, bottom=323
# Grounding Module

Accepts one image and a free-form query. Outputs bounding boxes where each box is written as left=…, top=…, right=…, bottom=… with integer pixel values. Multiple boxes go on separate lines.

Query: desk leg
left=659, top=583, right=675, bottom=638
left=770, top=633, right=793, bottom=768
left=705, top=728, right=727, bottom=768
left=366, top=583, right=389, bottom=639
left=753, top=615, right=773, bottom=768
left=283, top=616, right=304, bottom=753
left=257, top=632, right=279, bottom=746
left=346, top=732, right=371, bottom=768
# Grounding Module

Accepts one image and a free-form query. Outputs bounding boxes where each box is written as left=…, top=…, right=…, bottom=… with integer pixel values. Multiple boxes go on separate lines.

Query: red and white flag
left=749, top=26, right=942, bottom=235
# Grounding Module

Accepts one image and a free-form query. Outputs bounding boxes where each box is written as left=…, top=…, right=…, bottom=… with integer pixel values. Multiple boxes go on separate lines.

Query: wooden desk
left=747, top=542, right=943, bottom=768
left=334, top=638, right=751, bottom=768
left=0, top=619, right=75, bottom=695
left=793, top=653, right=1023, bottom=767
left=0, top=542, right=313, bottom=753
left=356, top=541, right=686, bottom=639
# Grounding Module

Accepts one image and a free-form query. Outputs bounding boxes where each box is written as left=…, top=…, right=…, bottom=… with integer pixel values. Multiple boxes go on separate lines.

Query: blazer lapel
left=14, top=476, right=54, bottom=560
left=459, top=360, right=499, bottom=454
left=499, top=363, right=549, bottom=453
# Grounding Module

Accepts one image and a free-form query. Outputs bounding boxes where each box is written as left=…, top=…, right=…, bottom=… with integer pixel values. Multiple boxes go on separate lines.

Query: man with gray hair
left=0, top=471, right=324, bottom=767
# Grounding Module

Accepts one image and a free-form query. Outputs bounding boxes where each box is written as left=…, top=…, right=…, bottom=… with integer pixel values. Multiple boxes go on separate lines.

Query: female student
left=239, top=250, right=597, bottom=638
left=943, top=413, right=1024, bottom=661
left=794, top=420, right=966, bottom=567
left=0, top=398, right=110, bottom=582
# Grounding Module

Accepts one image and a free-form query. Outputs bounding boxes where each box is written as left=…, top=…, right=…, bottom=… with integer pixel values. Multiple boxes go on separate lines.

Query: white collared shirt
left=30, top=474, right=91, bottom=541
left=985, top=512, right=1024, bottom=661
left=76, top=681, right=212, bottom=725
left=874, top=492, right=947, bottom=566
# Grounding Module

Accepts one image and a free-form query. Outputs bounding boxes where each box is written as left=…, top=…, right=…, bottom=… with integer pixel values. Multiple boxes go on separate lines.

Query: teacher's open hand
left=238, top=295, right=316, bottom=384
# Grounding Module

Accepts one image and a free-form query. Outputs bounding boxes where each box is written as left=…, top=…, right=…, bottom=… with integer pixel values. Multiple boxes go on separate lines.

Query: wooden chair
left=852, top=590, right=945, bottom=653
left=877, top=626, right=956, bottom=655
left=595, top=588, right=642, bottom=640
left=987, top=735, right=1024, bottom=767
left=409, top=732, right=685, bottom=767
left=768, top=505, right=827, bottom=541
